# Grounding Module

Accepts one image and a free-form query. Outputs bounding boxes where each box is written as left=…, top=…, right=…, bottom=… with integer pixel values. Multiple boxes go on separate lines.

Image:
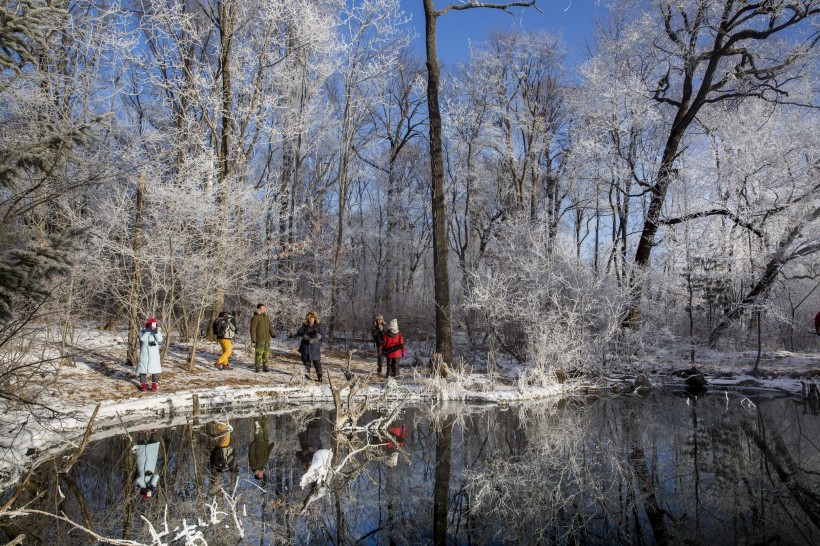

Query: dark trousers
left=376, top=346, right=383, bottom=374
left=386, top=357, right=399, bottom=378
left=303, top=360, right=323, bottom=381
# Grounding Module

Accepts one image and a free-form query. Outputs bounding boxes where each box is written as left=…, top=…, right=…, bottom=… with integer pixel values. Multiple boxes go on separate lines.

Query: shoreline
left=2, top=367, right=812, bottom=494
left=2, top=326, right=818, bottom=493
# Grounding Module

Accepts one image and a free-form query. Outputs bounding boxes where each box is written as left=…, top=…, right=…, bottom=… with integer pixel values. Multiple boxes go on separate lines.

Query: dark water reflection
left=4, top=391, right=820, bottom=545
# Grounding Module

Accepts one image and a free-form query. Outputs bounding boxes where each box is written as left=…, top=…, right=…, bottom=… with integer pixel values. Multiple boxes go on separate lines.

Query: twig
left=0, top=462, right=39, bottom=514
left=60, top=402, right=101, bottom=473
left=222, top=478, right=245, bottom=538
left=4, top=509, right=144, bottom=545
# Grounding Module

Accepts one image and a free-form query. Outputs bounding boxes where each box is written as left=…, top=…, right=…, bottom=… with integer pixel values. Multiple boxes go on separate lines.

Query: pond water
left=4, top=390, right=820, bottom=545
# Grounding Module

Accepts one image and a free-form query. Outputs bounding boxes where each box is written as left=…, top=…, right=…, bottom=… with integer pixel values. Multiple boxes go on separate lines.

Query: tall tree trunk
left=626, top=403, right=669, bottom=545
left=433, top=413, right=455, bottom=545
left=126, top=172, right=146, bottom=367
left=330, top=96, right=353, bottom=338
left=208, top=0, right=235, bottom=338
left=275, top=135, right=295, bottom=289
left=423, top=0, right=453, bottom=366
left=383, top=157, right=400, bottom=316
left=277, top=32, right=305, bottom=289
left=625, top=129, right=684, bottom=328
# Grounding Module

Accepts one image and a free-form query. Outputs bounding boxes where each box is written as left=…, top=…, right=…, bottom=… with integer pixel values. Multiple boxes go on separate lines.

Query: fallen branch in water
left=60, top=402, right=101, bottom=473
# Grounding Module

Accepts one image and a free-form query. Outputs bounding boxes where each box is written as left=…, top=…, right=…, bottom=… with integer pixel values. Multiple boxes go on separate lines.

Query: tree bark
left=330, top=91, right=356, bottom=338
left=126, top=172, right=145, bottom=367
left=423, top=0, right=453, bottom=366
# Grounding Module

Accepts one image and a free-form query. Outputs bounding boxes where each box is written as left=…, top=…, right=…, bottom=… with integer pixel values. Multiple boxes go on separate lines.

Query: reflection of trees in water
left=2, top=396, right=820, bottom=544
left=465, top=394, right=820, bottom=545
left=467, top=399, right=623, bottom=543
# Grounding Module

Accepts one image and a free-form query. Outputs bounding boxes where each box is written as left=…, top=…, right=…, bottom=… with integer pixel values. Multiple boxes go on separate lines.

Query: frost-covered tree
left=695, top=103, right=819, bottom=347
left=570, top=5, right=664, bottom=283
left=0, top=1, right=116, bottom=324
left=326, top=0, right=411, bottom=335
left=621, top=0, right=820, bottom=328
left=361, top=49, right=426, bottom=319
left=71, top=0, right=341, bottom=346
left=0, top=0, right=135, bottom=409
left=443, top=30, right=569, bottom=346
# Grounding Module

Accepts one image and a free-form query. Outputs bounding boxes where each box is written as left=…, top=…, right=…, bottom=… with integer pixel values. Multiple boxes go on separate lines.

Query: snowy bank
left=1, top=325, right=819, bottom=493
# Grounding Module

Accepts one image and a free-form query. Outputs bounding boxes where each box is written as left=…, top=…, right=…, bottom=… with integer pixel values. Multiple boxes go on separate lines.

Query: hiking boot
left=151, top=382, right=158, bottom=391
left=140, top=383, right=148, bottom=392
left=254, top=368, right=260, bottom=373
left=215, top=363, right=223, bottom=370
left=223, top=364, right=232, bottom=370
left=263, top=367, right=269, bottom=372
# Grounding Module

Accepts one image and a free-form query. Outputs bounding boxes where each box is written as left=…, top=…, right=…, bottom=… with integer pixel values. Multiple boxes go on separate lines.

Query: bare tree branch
left=659, top=208, right=763, bottom=237
left=437, top=1, right=541, bottom=17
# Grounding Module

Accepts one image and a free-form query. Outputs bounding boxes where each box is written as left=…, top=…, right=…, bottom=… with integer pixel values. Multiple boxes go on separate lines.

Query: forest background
left=1, top=0, right=818, bottom=404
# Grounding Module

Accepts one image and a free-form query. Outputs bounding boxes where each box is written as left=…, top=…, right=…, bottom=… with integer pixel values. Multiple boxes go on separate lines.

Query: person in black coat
left=296, top=410, right=323, bottom=469
left=371, top=314, right=386, bottom=376
left=296, top=311, right=326, bottom=382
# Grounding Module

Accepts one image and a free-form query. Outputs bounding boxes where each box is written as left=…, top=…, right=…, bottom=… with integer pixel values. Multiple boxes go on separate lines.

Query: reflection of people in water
left=135, top=430, right=161, bottom=499
left=296, top=411, right=323, bottom=469
left=297, top=411, right=328, bottom=514
left=208, top=420, right=237, bottom=473
left=249, top=417, right=274, bottom=480
left=383, top=423, right=407, bottom=467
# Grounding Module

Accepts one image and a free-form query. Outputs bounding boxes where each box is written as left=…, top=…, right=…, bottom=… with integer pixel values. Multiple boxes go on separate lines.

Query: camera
left=148, top=341, right=157, bottom=347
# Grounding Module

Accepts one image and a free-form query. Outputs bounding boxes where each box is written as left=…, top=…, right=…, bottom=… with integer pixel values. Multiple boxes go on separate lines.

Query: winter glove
left=309, top=333, right=321, bottom=344
left=302, top=335, right=310, bottom=341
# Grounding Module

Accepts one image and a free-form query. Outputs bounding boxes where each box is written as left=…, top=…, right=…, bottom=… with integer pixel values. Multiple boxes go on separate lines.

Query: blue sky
left=403, top=1, right=609, bottom=64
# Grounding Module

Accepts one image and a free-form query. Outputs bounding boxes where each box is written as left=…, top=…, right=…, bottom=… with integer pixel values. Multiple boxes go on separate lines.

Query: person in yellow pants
left=208, top=419, right=236, bottom=473
left=214, top=310, right=238, bottom=370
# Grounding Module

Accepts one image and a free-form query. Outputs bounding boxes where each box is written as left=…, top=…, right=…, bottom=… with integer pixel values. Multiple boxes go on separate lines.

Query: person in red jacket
left=815, top=311, right=820, bottom=335
left=381, top=319, right=405, bottom=379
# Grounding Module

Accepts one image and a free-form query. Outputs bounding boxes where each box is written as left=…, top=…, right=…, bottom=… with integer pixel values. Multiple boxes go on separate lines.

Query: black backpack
left=213, top=316, right=228, bottom=338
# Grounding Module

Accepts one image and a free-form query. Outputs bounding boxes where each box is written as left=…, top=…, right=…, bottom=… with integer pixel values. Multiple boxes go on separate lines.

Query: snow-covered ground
left=1, top=324, right=819, bottom=492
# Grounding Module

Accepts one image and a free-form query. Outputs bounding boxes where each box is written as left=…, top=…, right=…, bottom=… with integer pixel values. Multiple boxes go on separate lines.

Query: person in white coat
left=138, top=317, right=163, bottom=392
left=135, top=430, right=161, bottom=499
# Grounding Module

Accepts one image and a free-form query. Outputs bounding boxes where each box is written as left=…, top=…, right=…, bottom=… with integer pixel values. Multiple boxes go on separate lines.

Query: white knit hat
left=388, top=319, right=398, bottom=333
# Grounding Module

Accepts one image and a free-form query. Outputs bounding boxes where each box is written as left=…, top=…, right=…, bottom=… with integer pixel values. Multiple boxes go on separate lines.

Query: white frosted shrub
left=466, top=223, right=631, bottom=383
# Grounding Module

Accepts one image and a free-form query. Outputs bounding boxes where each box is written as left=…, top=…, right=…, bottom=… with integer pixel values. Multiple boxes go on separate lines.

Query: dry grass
left=47, top=339, right=391, bottom=407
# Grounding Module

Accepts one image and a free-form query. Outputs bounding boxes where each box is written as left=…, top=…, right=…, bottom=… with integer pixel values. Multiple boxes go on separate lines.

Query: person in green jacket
left=250, top=303, right=276, bottom=372
left=249, top=416, right=274, bottom=480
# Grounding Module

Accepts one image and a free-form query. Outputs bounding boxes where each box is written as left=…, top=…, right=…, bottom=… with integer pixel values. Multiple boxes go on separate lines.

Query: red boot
left=140, top=383, right=148, bottom=392
left=151, top=382, right=158, bottom=392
